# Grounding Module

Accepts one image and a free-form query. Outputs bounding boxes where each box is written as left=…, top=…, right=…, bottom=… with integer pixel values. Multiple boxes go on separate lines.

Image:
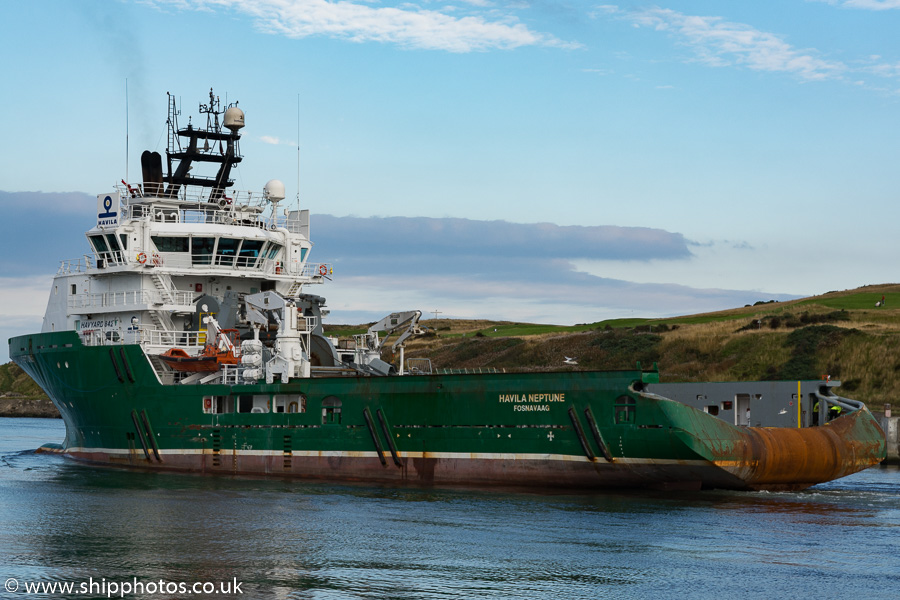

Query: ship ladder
left=363, top=408, right=388, bottom=467
left=376, top=409, right=403, bottom=468
left=282, top=434, right=293, bottom=471
left=211, top=429, right=222, bottom=468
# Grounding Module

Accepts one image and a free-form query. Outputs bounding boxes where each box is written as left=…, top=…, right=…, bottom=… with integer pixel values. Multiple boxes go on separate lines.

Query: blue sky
left=2, top=0, right=899, bottom=362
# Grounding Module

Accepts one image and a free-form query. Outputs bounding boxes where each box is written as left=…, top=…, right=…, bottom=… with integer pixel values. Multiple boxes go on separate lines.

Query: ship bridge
left=40, top=89, right=333, bottom=377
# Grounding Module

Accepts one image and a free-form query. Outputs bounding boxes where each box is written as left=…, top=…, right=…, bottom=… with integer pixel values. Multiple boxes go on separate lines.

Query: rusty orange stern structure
left=646, top=388, right=886, bottom=491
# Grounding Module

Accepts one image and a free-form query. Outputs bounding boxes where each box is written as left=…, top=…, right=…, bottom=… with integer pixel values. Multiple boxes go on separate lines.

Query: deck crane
left=359, top=310, right=424, bottom=375
left=241, top=291, right=312, bottom=383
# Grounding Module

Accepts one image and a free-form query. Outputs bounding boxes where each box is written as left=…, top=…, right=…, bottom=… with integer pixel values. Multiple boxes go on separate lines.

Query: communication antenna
left=296, top=93, right=301, bottom=211
left=125, top=78, right=129, bottom=184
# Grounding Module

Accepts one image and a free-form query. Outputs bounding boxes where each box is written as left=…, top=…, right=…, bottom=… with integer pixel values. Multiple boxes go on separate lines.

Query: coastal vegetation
left=0, top=362, right=56, bottom=417
left=399, top=284, right=900, bottom=409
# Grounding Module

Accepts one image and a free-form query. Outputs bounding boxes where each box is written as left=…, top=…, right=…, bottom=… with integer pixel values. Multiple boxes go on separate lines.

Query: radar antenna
left=160, top=88, right=245, bottom=202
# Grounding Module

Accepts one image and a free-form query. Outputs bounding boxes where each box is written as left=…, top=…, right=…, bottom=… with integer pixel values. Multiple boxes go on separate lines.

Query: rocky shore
left=0, top=394, right=60, bottom=418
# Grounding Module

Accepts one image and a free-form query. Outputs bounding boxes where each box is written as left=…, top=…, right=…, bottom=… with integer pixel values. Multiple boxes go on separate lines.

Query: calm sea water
left=2, top=417, right=899, bottom=600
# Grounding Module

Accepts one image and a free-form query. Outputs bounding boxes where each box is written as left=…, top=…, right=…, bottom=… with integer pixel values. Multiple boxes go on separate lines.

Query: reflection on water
left=2, top=418, right=900, bottom=599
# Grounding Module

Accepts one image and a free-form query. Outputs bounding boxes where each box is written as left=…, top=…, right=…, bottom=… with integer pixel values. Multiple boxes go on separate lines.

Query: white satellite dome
left=264, top=179, right=286, bottom=202
left=224, top=106, right=245, bottom=131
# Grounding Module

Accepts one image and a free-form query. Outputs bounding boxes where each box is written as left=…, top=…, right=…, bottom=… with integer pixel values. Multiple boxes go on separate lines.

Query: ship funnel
left=224, top=106, right=245, bottom=132
left=264, top=179, right=286, bottom=202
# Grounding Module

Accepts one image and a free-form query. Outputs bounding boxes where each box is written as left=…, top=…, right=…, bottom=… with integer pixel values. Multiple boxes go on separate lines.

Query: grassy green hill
left=397, top=284, right=900, bottom=408
left=0, top=362, right=48, bottom=399
left=6, top=283, right=899, bottom=416
left=0, top=362, right=56, bottom=417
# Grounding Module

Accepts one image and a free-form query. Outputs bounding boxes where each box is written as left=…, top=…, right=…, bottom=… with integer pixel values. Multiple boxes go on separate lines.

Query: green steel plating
left=11, top=330, right=886, bottom=492
left=11, top=331, right=688, bottom=462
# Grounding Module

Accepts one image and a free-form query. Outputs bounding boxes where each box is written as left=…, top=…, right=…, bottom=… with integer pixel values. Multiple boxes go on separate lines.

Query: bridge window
left=217, top=237, right=240, bottom=256
left=89, top=235, right=109, bottom=253
left=152, top=236, right=189, bottom=252
left=238, top=240, right=264, bottom=267
left=105, top=234, right=124, bottom=262
left=215, top=238, right=241, bottom=266
left=192, top=237, right=215, bottom=265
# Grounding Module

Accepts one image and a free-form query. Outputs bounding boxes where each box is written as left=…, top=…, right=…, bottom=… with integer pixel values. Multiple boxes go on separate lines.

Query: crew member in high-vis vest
left=829, top=404, right=842, bottom=421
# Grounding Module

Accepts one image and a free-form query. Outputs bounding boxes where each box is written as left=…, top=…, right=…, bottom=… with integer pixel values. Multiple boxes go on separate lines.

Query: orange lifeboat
left=159, top=329, right=241, bottom=373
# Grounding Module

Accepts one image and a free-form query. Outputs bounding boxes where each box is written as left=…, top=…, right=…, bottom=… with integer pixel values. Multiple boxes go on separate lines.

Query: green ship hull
left=10, top=330, right=886, bottom=492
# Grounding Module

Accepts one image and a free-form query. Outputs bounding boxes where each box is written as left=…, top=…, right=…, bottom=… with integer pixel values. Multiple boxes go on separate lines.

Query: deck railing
left=60, top=250, right=329, bottom=281
left=220, top=364, right=242, bottom=385
left=79, top=327, right=204, bottom=349
left=405, top=358, right=433, bottom=375
left=68, top=290, right=195, bottom=311
left=435, top=367, right=506, bottom=375
left=116, top=183, right=265, bottom=207
left=118, top=193, right=306, bottom=234
left=57, top=256, right=95, bottom=275
left=140, top=328, right=205, bottom=348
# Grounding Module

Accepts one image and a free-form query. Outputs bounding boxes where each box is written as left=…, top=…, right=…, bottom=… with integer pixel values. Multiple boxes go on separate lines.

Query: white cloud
left=840, top=0, right=900, bottom=9
left=260, top=135, right=288, bottom=145
left=591, top=5, right=620, bottom=17
left=0, top=276, right=54, bottom=319
left=322, top=272, right=788, bottom=328
left=0, top=275, right=54, bottom=363
left=602, top=7, right=844, bottom=81
left=148, top=0, right=576, bottom=52
left=863, top=61, right=900, bottom=78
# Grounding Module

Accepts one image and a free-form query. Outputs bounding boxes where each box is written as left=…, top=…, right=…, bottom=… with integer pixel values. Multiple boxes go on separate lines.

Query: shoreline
left=0, top=396, right=60, bottom=419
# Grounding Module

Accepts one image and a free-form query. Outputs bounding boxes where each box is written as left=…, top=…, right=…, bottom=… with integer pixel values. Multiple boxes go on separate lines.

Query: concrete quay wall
left=880, top=412, right=899, bottom=465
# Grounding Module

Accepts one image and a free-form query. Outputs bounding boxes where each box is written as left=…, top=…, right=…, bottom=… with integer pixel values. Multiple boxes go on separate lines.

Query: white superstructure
left=40, top=90, right=343, bottom=383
